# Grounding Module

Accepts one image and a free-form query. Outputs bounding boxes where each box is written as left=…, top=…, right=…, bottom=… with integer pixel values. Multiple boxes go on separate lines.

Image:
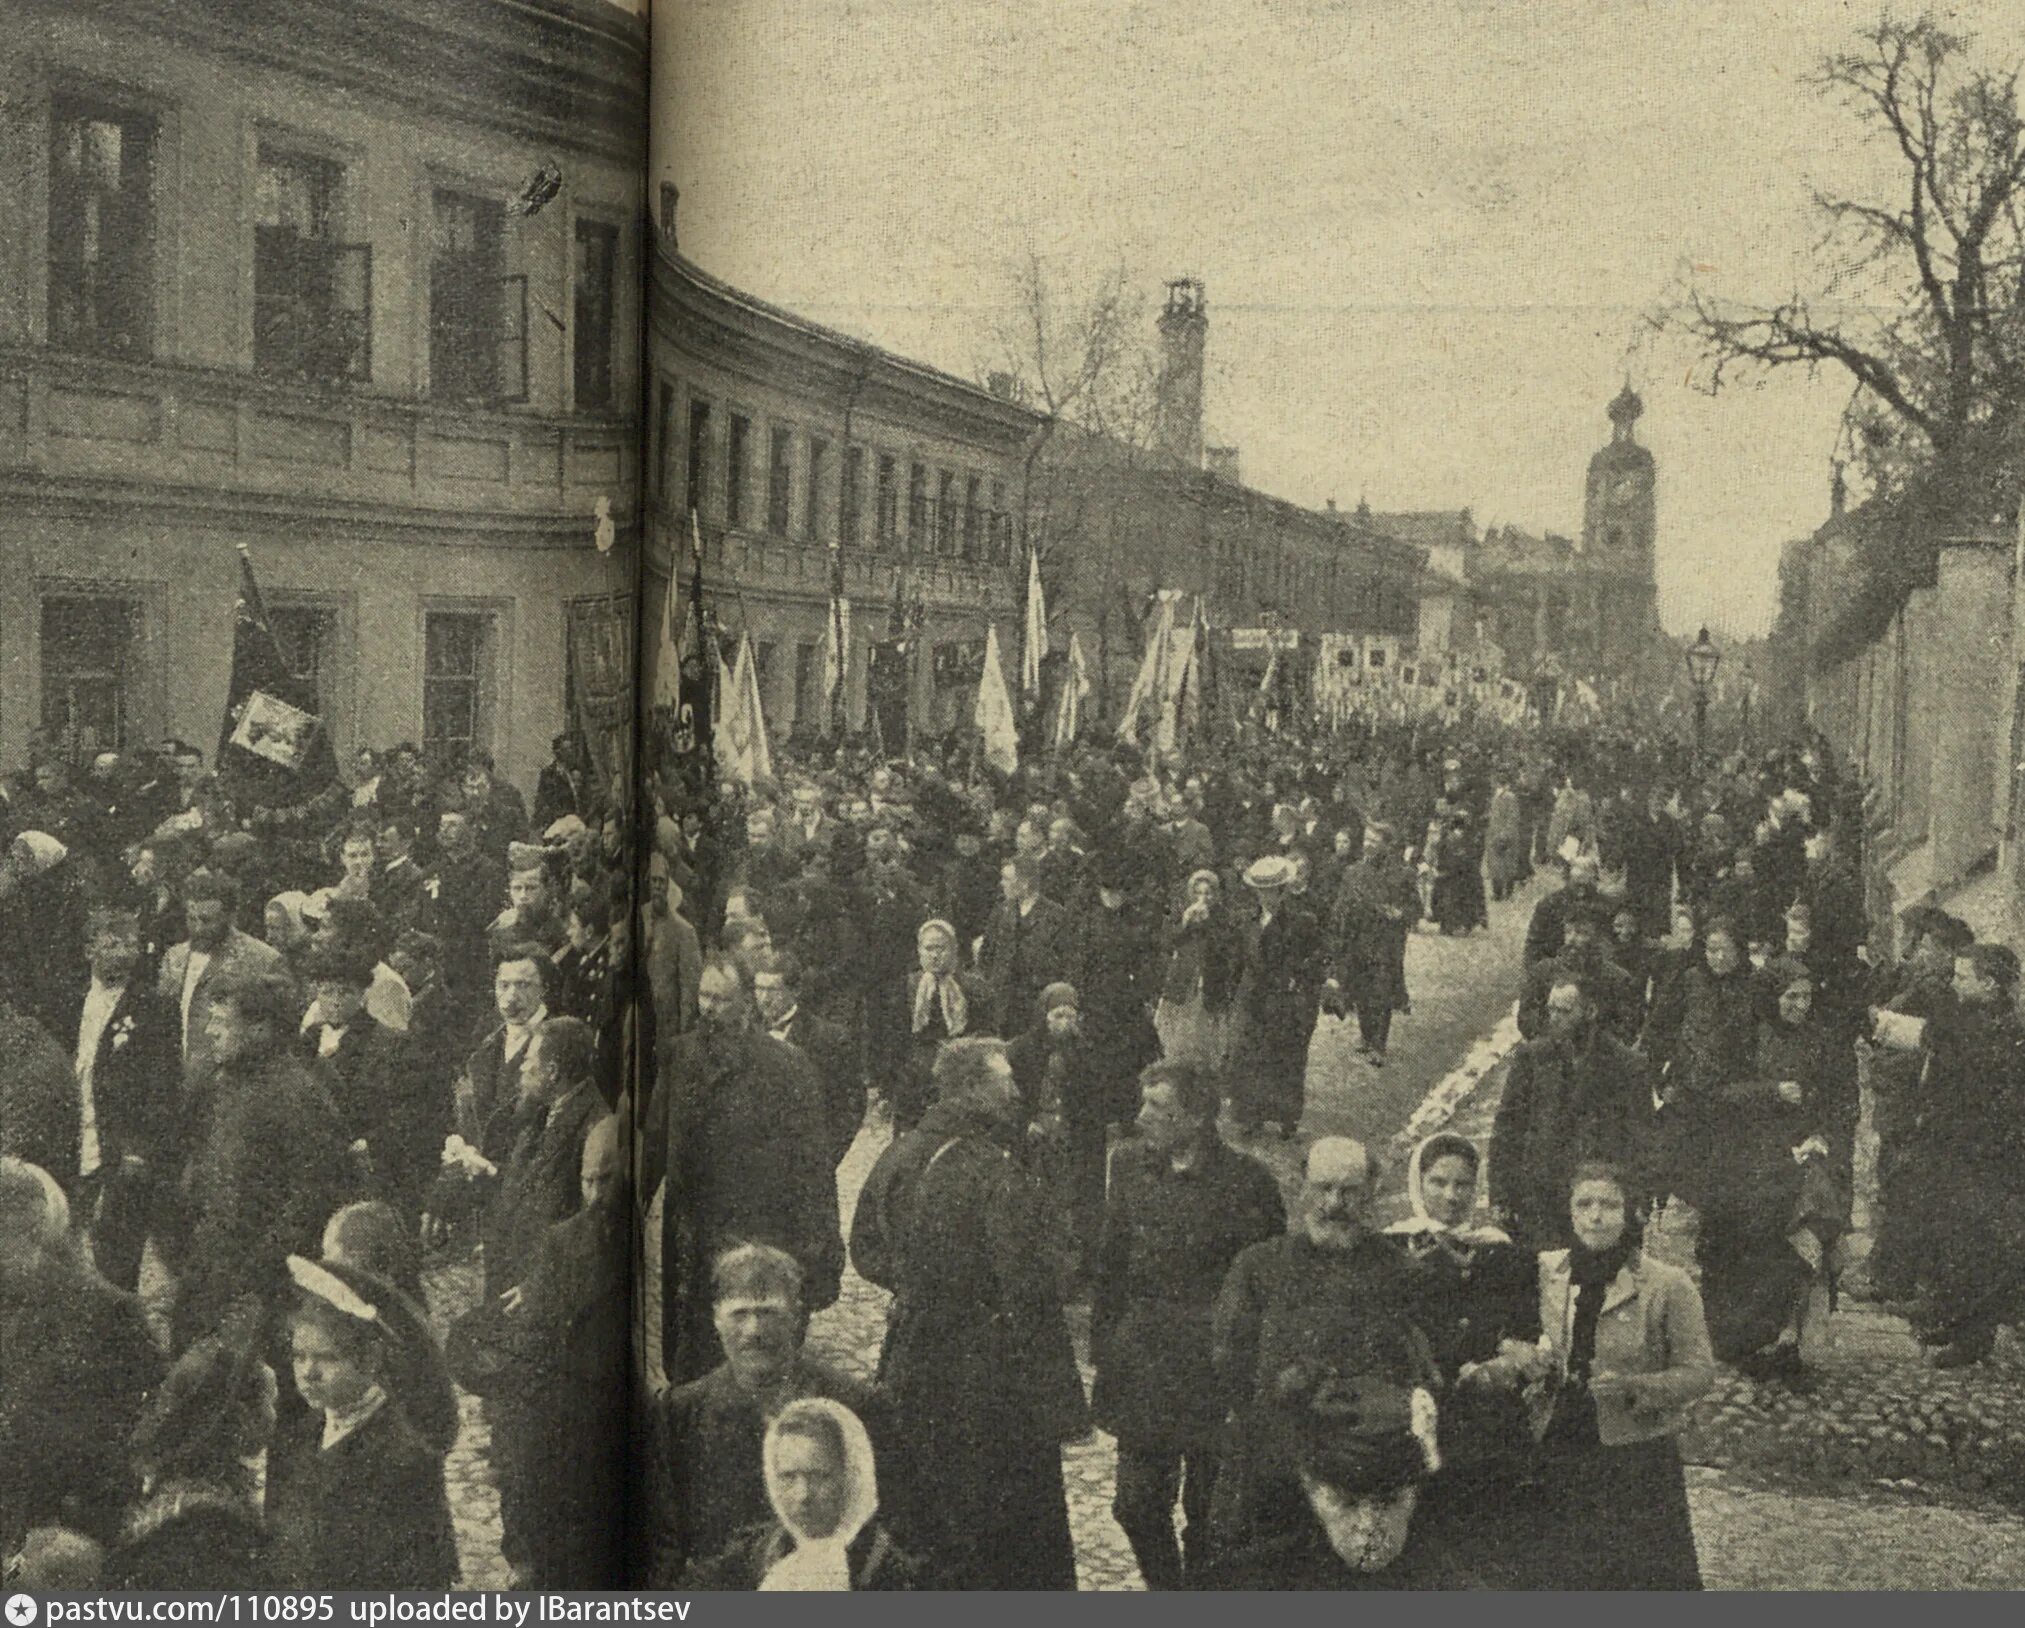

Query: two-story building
left=0, top=0, right=644, bottom=792
left=645, top=188, right=1043, bottom=749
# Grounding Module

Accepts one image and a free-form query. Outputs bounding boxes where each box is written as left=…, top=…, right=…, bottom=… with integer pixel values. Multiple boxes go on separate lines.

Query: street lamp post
left=1685, top=626, right=1721, bottom=763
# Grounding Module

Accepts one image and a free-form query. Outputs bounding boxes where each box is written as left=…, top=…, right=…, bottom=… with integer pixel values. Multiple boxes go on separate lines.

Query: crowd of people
left=2, top=730, right=631, bottom=1589
left=6, top=698, right=2022, bottom=1591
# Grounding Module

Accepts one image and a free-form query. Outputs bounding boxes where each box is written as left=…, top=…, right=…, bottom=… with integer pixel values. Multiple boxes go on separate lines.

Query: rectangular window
left=572, top=218, right=618, bottom=410
left=685, top=398, right=711, bottom=516
left=876, top=454, right=898, bottom=549
left=767, top=425, right=793, bottom=535
left=907, top=463, right=927, bottom=551
left=962, top=474, right=982, bottom=560
left=806, top=437, right=830, bottom=543
left=422, top=611, right=495, bottom=768
left=937, top=470, right=957, bottom=557
left=428, top=189, right=522, bottom=403
left=253, top=146, right=370, bottom=385
left=990, top=481, right=1010, bottom=563
left=841, top=445, right=864, bottom=547
left=653, top=379, right=674, bottom=499
left=725, top=414, right=751, bottom=528
left=48, top=95, right=158, bottom=358
left=40, top=595, right=141, bottom=760
left=752, top=640, right=778, bottom=709
left=268, top=603, right=342, bottom=748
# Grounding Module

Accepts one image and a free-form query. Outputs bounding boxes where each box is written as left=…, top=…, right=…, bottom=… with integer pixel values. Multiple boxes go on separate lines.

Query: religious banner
left=566, top=592, right=635, bottom=792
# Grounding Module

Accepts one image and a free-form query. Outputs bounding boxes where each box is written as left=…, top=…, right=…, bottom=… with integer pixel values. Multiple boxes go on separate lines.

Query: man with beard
left=158, top=868, right=285, bottom=1089
left=1325, top=823, right=1420, bottom=1068
left=67, top=901, right=182, bottom=1290
left=646, top=1243, right=874, bottom=1585
left=1490, top=973, right=1651, bottom=1251
left=1093, top=1061, right=1284, bottom=1590
left=174, top=969, right=352, bottom=1353
left=849, top=1038, right=1080, bottom=1590
left=646, top=955, right=842, bottom=1385
left=1517, top=900, right=1642, bottom=1044
left=1206, top=1137, right=1446, bottom=1586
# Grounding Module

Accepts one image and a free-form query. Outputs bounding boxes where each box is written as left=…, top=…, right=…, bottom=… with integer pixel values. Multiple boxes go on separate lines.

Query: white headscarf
left=757, top=1397, right=879, bottom=1592
left=911, top=920, right=968, bottom=1036
left=1384, top=1133, right=1510, bottom=1247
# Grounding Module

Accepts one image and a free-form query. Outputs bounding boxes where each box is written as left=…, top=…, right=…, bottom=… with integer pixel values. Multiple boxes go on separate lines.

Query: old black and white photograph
left=6, top=0, right=2025, bottom=1597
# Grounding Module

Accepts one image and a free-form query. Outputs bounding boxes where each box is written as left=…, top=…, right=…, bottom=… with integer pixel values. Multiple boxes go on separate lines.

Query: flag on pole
left=824, top=532, right=849, bottom=735
left=1117, top=590, right=1183, bottom=744
left=1022, top=547, right=1048, bottom=696
left=975, top=623, right=1019, bottom=775
left=669, top=511, right=715, bottom=756
left=715, top=635, right=774, bottom=787
left=1051, top=629, right=1092, bottom=750
left=217, top=545, right=338, bottom=803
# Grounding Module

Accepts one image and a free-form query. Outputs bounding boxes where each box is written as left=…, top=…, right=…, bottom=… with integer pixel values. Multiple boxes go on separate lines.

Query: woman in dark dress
left=1384, top=1133, right=1539, bottom=1586
left=1431, top=810, right=1489, bottom=935
left=1524, top=1163, right=1715, bottom=1590
left=110, top=1307, right=276, bottom=1590
left=264, top=1255, right=459, bottom=1590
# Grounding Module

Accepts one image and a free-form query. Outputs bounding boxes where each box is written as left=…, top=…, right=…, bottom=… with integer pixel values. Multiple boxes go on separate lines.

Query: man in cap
left=1230, top=854, right=1325, bottom=1137
left=1326, top=822, right=1421, bottom=1067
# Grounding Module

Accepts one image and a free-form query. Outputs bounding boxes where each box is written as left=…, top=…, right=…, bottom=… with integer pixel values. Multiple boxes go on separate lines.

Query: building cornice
left=649, top=240, right=1043, bottom=451
left=45, top=0, right=646, bottom=163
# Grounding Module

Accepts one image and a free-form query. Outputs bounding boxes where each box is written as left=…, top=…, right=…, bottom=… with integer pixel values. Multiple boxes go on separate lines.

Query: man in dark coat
left=0, top=991, right=83, bottom=1205
left=1230, top=856, right=1325, bottom=1133
left=531, top=733, right=587, bottom=836
left=173, top=970, right=354, bottom=1353
left=977, top=856, right=1081, bottom=1035
left=1521, top=852, right=1602, bottom=969
left=646, top=956, right=843, bottom=1384
left=755, top=950, right=862, bottom=1167
left=425, top=809, right=506, bottom=1016
left=1516, top=901, right=1643, bottom=1045
left=645, top=1242, right=875, bottom=1585
left=68, top=901, right=183, bottom=1290
left=1, top=1157, right=166, bottom=1555
left=301, top=946, right=441, bottom=1227
left=849, top=1038, right=1079, bottom=1590
left=1076, top=847, right=1165, bottom=1128
left=1490, top=970, right=1652, bottom=1250
left=1326, top=823, right=1421, bottom=1065
left=1208, top=1137, right=1441, bottom=1577
left=1093, top=1060, right=1285, bottom=1589
left=458, top=753, right=530, bottom=865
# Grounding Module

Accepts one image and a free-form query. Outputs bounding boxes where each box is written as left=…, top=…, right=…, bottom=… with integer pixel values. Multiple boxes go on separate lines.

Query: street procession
left=7, top=0, right=2025, bottom=1599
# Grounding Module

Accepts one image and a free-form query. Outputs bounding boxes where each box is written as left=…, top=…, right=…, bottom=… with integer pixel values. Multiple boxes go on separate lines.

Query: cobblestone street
left=445, top=866, right=2025, bottom=1589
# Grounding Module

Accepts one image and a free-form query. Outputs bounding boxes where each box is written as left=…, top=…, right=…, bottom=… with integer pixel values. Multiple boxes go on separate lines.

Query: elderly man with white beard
left=1205, top=1137, right=1453, bottom=1587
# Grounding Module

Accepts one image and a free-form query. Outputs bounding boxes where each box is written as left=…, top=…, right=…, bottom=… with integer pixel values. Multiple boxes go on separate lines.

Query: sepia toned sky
left=654, top=0, right=2024, bottom=638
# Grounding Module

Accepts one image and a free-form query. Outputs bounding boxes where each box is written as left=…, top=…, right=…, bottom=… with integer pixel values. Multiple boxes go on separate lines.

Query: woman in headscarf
left=893, top=919, right=987, bottom=1131
left=263, top=1255, right=459, bottom=1589
left=1430, top=806, right=1489, bottom=936
left=1154, top=869, right=1240, bottom=1070
left=262, top=891, right=316, bottom=982
left=1385, top=1133, right=1539, bottom=1586
left=685, top=1397, right=929, bottom=1590
left=111, top=1302, right=277, bottom=1589
left=1639, top=917, right=1762, bottom=1214
left=1522, top=1162, right=1714, bottom=1590
left=1690, top=958, right=1848, bottom=1382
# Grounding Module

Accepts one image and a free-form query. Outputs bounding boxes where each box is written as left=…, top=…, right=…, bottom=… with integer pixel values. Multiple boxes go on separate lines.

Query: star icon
left=6, top=1595, right=40, bottom=1627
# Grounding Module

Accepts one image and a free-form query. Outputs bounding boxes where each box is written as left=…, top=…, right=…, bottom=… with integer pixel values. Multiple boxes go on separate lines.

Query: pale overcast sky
left=653, top=0, right=2022, bottom=638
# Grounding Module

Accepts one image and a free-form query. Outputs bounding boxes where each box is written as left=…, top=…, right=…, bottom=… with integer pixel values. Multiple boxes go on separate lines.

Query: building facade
left=1374, top=385, right=1665, bottom=690
left=0, top=0, right=644, bottom=792
left=644, top=189, right=1043, bottom=746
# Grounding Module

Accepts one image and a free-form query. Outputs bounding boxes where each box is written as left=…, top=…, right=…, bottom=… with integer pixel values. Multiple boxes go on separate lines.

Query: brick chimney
left=1153, top=278, right=1207, bottom=469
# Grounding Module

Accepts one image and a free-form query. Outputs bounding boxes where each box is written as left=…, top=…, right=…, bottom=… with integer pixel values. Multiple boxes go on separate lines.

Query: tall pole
left=1693, top=687, right=1709, bottom=763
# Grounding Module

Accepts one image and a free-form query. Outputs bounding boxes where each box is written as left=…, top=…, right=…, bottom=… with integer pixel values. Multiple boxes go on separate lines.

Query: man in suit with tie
left=71, top=900, right=182, bottom=1290
left=450, top=947, right=552, bottom=1150
left=754, top=949, right=862, bottom=1166
left=372, top=815, right=432, bottom=931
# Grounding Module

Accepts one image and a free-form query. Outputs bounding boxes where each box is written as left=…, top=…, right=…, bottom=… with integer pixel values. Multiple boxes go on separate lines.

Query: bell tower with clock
left=1580, top=383, right=1660, bottom=667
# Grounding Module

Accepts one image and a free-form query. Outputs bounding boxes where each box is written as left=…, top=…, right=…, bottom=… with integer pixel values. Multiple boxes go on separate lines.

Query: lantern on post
left=1684, top=626, right=1721, bottom=760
